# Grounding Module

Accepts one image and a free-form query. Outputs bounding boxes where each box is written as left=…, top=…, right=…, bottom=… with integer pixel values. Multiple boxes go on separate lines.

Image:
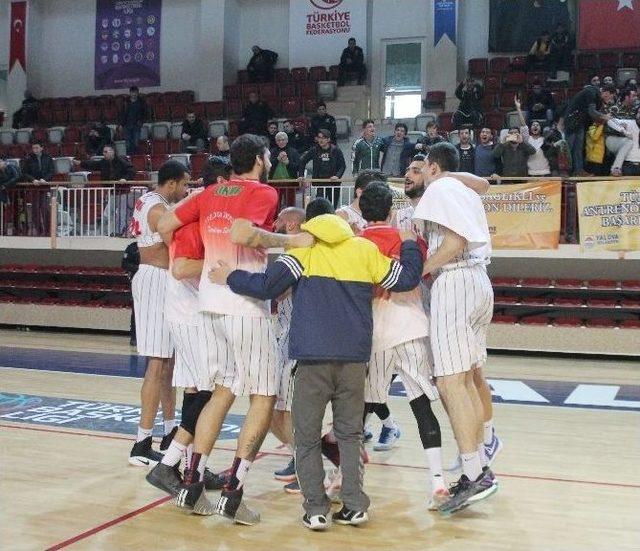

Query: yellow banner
left=482, top=181, right=562, bottom=249
left=577, top=180, right=640, bottom=252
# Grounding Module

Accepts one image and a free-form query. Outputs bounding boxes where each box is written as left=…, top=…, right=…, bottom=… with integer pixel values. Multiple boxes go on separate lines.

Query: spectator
left=85, top=121, right=113, bottom=156
left=606, top=87, right=639, bottom=176
left=526, top=81, right=555, bottom=125
left=453, top=77, right=484, bottom=129
left=12, top=90, right=38, bottom=129
left=270, top=132, right=300, bottom=180
left=564, top=84, right=616, bottom=175
left=351, top=119, right=385, bottom=175
left=200, top=154, right=232, bottom=186
left=76, top=144, right=135, bottom=181
left=283, top=119, right=309, bottom=154
left=456, top=128, right=475, bottom=173
left=549, top=23, right=572, bottom=79
left=492, top=127, right=536, bottom=178
left=544, top=123, right=571, bottom=176
left=527, top=31, right=551, bottom=71
left=620, top=112, right=640, bottom=176
left=214, top=135, right=231, bottom=161
left=415, top=121, right=445, bottom=153
left=588, top=74, right=601, bottom=88
left=240, top=91, right=274, bottom=135
left=298, top=128, right=346, bottom=208
left=310, top=102, right=337, bottom=143
left=21, top=142, right=55, bottom=183
left=119, top=86, right=148, bottom=155
left=0, top=159, right=20, bottom=204
left=585, top=122, right=607, bottom=176
left=247, top=45, right=278, bottom=83
left=516, top=97, right=552, bottom=176
left=474, top=127, right=499, bottom=177
left=180, top=111, right=207, bottom=152
left=267, top=121, right=279, bottom=149
left=603, top=76, right=615, bottom=87
left=338, top=38, right=366, bottom=86
left=381, top=123, right=415, bottom=177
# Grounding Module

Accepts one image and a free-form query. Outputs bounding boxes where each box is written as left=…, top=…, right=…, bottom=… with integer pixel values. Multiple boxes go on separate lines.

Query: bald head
left=275, top=207, right=306, bottom=234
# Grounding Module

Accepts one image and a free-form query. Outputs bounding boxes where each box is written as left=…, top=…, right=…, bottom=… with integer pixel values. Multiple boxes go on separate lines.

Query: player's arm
left=230, top=218, right=314, bottom=249
left=421, top=226, right=466, bottom=276
left=148, top=203, right=168, bottom=234
left=158, top=193, right=200, bottom=245
left=372, top=231, right=424, bottom=292
left=172, top=258, right=204, bottom=280
left=157, top=211, right=184, bottom=246
left=444, top=172, right=490, bottom=194
left=209, top=255, right=301, bottom=300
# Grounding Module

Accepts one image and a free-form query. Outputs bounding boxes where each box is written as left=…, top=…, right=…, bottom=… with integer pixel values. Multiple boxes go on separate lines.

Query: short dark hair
left=348, top=37, right=356, bottom=43
left=317, top=128, right=331, bottom=139
left=427, top=142, right=459, bottom=172
left=360, top=182, right=392, bottom=223
left=589, top=73, right=600, bottom=81
left=601, top=83, right=617, bottom=94
left=412, top=153, right=426, bottom=162
left=283, top=119, right=294, bottom=125
left=306, top=198, right=334, bottom=220
left=362, top=118, right=375, bottom=128
left=426, top=121, right=438, bottom=130
left=268, top=121, right=278, bottom=127
left=230, top=134, right=268, bottom=175
left=33, top=140, right=44, bottom=147
left=354, top=170, right=386, bottom=194
left=207, top=156, right=232, bottom=182
left=129, top=86, right=139, bottom=93
left=317, top=101, right=327, bottom=109
left=158, top=160, right=188, bottom=186
left=395, top=123, right=408, bottom=133
left=508, top=126, right=521, bottom=132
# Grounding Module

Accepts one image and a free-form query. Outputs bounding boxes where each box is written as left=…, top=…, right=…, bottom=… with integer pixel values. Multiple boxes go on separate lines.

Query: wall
left=457, top=0, right=491, bottom=78
left=223, top=0, right=241, bottom=86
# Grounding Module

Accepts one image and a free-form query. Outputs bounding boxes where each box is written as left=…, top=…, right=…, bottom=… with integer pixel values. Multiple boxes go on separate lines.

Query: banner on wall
left=9, top=1, right=27, bottom=72
left=577, top=181, right=640, bottom=252
left=94, top=0, right=162, bottom=90
left=434, top=0, right=456, bottom=46
left=578, top=0, right=640, bottom=50
left=288, top=0, right=367, bottom=69
left=482, top=181, right=562, bottom=250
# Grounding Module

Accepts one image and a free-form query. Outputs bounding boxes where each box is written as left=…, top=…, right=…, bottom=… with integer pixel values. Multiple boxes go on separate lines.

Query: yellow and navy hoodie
left=227, top=214, right=423, bottom=363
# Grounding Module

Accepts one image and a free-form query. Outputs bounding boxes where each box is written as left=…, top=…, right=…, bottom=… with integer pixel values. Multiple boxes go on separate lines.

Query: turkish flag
left=10, top=1, right=27, bottom=72
left=579, top=0, right=640, bottom=50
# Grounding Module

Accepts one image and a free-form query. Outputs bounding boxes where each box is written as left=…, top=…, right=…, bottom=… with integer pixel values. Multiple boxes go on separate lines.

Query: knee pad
left=409, top=394, right=442, bottom=449
left=179, top=390, right=212, bottom=435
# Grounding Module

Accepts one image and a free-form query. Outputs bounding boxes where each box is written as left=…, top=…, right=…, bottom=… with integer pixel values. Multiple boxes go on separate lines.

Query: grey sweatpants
left=292, top=361, right=370, bottom=516
left=606, top=135, right=634, bottom=171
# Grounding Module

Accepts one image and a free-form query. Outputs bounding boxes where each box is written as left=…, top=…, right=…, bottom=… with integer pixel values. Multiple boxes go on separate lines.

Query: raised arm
left=444, top=172, right=490, bottom=194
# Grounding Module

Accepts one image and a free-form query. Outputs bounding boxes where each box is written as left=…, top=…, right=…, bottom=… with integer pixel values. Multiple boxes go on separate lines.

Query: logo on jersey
left=215, top=185, right=242, bottom=197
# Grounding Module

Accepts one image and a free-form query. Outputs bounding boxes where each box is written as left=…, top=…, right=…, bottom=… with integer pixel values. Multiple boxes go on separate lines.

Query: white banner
left=288, top=0, right=367, bottom=69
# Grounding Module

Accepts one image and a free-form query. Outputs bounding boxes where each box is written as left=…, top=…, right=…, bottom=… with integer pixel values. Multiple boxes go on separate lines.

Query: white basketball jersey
left=337, top=204, right=367, bottom=233
left=131, top=191, right=170, bottom=248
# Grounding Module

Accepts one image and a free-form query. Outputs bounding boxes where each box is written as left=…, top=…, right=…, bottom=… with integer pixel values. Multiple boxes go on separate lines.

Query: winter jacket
left=298, top=145, right=346, bottom=179
left=351, top=136, right=385, bottom=174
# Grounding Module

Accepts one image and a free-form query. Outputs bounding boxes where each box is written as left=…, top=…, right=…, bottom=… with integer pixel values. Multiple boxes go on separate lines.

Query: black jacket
left=310, top=114, right=337, bottom=143
left=340, top=46, right=365, bottom=68
left=269, top=145, right=301, bottom=179
left=287, top=130, right=309, bottom=154
left=21, top=153, right=55, bottom=182
left=181, top=118, right=208, bottom=142
left=298, top=145, right=346, bottom=179
left=81, top=156, right=135, bottom=181
left=455, top=82, right=484, bottom=115
left=0, top=164, right=20, bottom=203
left=85, top=126, right=113, bottom=155
left=243, top=101, right=274, bottom=133
left=121, top=97, right=149, bottom=128
left=248, top=49, right=278, bottom=72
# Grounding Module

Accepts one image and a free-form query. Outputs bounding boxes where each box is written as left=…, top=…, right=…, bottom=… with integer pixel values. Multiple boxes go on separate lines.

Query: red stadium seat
left=52, top=109, right=68, bottom=124
left=280, top=83, right=297, bottom=98
left=190, top=153, right=208, bottom=176
left=598, top=52, right=619, bottom=69
left=281, top=97, right=302, bottom=117
left=309, top=66, right=327, bottom=81
left=170, top=105, right=187, bottom=121
left=554, top=279, right=584, bottom=289
left=224, top=85, right=242, bottom=99
left=620, top=298, right=640, bottom=309
left=63, top=126, right=81, bottom=143
left=177, top=91, right=195, bottom=104
left=59, top=143, right=76, bottom=156
left=554, top=297, right=584, bottom=307
left=151, top=140, right=169, bottom=155
left=130, top=155, right=149, bottom=172
left=481, top=93, right=498, bottom=111
left=242, top=83, right=260, bottom=98
left=303, top=98, right=318, bottom=113
left=190, top=103, right=206, bottom=119
left=503, top=72, right=526, bottom=89
left=291, top=67, right=309, bottom=81
left=425, top=91, right=446, bottom=110
left=620, top=319, right=640, bottom=329
left=621, top=280, right=640, bottom=290
left=553, top=317, right=583, bottom=327
left=150, top=154, right=169, bottom=170
left=484, top=111, right=505, bottom=131
left=205, top=101, right=225, bottom=120
left=586, top=298, right=617, bottom=308
left=587, top=279, right=619, bottom=290
left=69, top=107, right=86, bottom=124
left=437, top=112, right=454, bottom=133
left=585, top=318, right=616, bottom=328
left=101, top=106, right=119, bottom=123
left=499, top=90, right=516, bottom=111
left=489, top=57, right=511, bottom=73
left=622, top=52, right=640, bottom=68
left=511, top=56, right=527, bottom=71
left=520, top=315, right=549, bottom=326
left=492, top=314, right=518, bottom=324
left=259, top=82, right=278, bottom=101
left=494, top=295, right=519, bottom=305
left=484, top=75, right=501, bottom=92
left=520, top=297, right=550, bottom=306
left=225, top=99, right=243, bottom=118
left=237, top=70, right=250, bottom=83
left=491, top=277, right=520, bottom=287
left=577, top=53, right=598, bottom=70
left=521, top=278, right=552, bottom=288
left=163, top=92, right=180, bottom=105
left=327, top=65, right=340, bottom=80
left=527, top=72, right=548, bottom=86
left=298, top=81, right=316, bottom=98
left=274, top=68, right=291, bottom=82
left=468, top=58, right=488, bottom=77
left=169, top=139, right=182, bottom=153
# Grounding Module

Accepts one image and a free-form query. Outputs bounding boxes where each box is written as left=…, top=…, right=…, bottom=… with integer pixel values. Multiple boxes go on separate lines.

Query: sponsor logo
left=310, top=0, right=344, bottom=9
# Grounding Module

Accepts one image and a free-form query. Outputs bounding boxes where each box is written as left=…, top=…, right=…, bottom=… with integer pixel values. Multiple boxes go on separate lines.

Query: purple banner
left=94, top=0, right=161, bottom=90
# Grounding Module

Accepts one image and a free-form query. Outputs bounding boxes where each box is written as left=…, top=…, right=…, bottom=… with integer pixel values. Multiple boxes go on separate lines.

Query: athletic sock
left=381, top=415, right=396, bottom=429
left=478, top=443, right=488, bottom=468
left=461, top=451, right=482, bottom=481
left=197, top=454, right=209, bottom=481
left=425, top=447, right=445, bottom=490
left=161, top=441, right=186, bottom=467
left=186, top=444, right=193, bottom=465
left=226, top=457, right=252, bottom=490
left=184, top=452, right=207, bottom=484
left=137, top=426, right=153, bottom=443
left=164, top=419, right=176, bottom=436
left=483, top=420, right=494, bottom=446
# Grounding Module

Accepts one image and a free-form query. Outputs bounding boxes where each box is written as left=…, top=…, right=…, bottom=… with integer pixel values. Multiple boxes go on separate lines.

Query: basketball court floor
left=1, top=328, right=638, bottom=551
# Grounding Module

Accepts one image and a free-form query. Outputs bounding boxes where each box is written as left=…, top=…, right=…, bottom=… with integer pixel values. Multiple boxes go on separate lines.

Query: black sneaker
left=146, top=462, right=183, bottom=496
left=332, top=506, right=369, bottom=526
left=174, top=481, right=214, bottom=515
left=302, top=513, right=330, bottom=531
left=215, top=487, right=260, bottom=525
left=160, top=427, right=178, bottom=452
left=438, top=472, right=498, bottom=516
left=129, top=436, right=163, bottom=467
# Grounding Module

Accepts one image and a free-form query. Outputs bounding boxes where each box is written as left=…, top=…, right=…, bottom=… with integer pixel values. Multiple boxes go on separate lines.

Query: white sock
left=483, top=420, right=494, bottom=445
left=234, top=458, right=252, bottom=489
left=381, top=415, right=396, bottom=429
left=460, top=451, right=482, bottom=481
left=197, top=454, right=209, bottom=481
left=161, top=441, right=186, bottom=466
left=137, top=426, right=153, bottom=443
left=164, top=419, right=176, bottom=436
left=186, top=444, right=193, bottom=465
left=478, top=443, right=488, bottom=468
left=425, top=447, right=445, bottom=491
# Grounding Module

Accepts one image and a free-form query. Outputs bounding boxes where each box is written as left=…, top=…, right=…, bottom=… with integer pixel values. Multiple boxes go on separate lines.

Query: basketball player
left=156, top=134, right=280, bottom=525
left=146, top=159, right=232, bottom=496
left=128, top=161, right=189, bottom=466
left=413, top=142, right=497, bottom=515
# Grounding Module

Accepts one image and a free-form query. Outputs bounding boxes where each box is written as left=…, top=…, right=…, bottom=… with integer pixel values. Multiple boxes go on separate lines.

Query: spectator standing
left=474, top=127, right=499, bottom=177
left=267, top=121, right=279, bottom=149
left=309, top=103, right=337, bottom=144
left=549, top=23, right=572, bottom=79
left=283, top=120, right=309, bottom=155
left=492, top=128, right=536, bottom=178
left=12, top=90, right=38, bottom=129
left=0, top=159, right=20, bottom=204
left=516, top=98, right=552, bottom=176
left=351, top=119, right=385, bottom=175
left=270, top=132, right=300, bottom=180
left=527, top=31, right=551, bottom=71
left=338, top=38, right=366, bottom=86
left=247, top=45, right=278, bottom=83
left=456, top=128, right=475, bottom=173
left=298, top=129, right=346, bottom=208
left=415, top=121, right=445, bottom=153
left=605, top=88, right=638, bottom=176
left=85, top=121, right=113, bottom=156
left=526, top=81, right=555, bottom=125
left=120, top=86, right=148, bottom=155
left=381, top=123, right=415, bottom=177
left=21, top=142, right=55, bottom=183
left=241, top=92, right=274, bottom=136
left=181, top=111, right=208, bottom=152
left=453, top=77, right=484, bottom=129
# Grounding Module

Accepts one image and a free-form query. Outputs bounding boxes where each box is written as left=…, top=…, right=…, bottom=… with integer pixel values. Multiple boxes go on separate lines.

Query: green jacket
left=351, top=136, right=385, bottom=175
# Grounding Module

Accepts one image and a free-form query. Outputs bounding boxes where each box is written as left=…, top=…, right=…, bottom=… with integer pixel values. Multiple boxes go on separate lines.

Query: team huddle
left=127, top=134, right=502, bottom=530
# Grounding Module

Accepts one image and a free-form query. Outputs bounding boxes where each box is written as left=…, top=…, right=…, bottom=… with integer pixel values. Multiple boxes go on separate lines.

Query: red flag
left=9, top=1, right=27, bottom=72
left=579, top=0, right=640, bottom=50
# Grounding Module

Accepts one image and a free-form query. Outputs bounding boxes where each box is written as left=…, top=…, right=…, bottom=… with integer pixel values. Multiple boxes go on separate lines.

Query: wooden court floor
left=1, top=329, right=639, bottom=551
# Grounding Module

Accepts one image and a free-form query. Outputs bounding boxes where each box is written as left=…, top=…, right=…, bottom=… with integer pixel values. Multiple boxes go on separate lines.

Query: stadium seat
left=489, top=57, right=511, bottom=73
left=521, top=278, right=552, bottom=288
left=150, top=154, right=169, bottom=170
left=520, top=297, right=550, bottom=306
left=494, top=295, right=519, bottom=305
left=237, top=69, right=250, bottom=83
left=170, top=105, right=187, bottom=121
left=309, top=66, right=327, bottom=81
left=586, top=298, right=617, bottom=308
left=69, top=107, right=86, bottom=124
left=620, top=319, right=640, bottom=329
left=484, top=75, right=501, bottom=92
left=598, top=52, right=619, bottom=69
left=503, top=72, right=526, bottom=89
left=130, top=155, right=149, bottom=172
left=481, top=93, right=498, bottom=111
left=298, top=81, right=317, bottom=98
left=178, top=91, right=195, bottom=104
left=520, top=315, right=549, bottom=326
left=190, top=103, right=206, bottom=119
left=59, top=143, right=77, bottom=157
left=151, top=123, right=170, bottom=140
left=468, top=58, right=488, bottom=77
left=291, top=67, right=309, bottom=81
left=281, top=97, right=302, bottom=117
left=242, top=83, right=260, bottom=98
left=225, top=99, right=243, bottom=119
left=101, top=106, right=119, bottom=123
left=425, top=91, right=446, bottom=110
left=492, top=314, right=518, bottom=324
left=577, top=53, right=598, bottom=70
left=511, top=56, right=527, bottom=71
left=437, top=112, right=454, bottom=133
left=303, top=98, right=317, bottom=114
left=224, top=85, right=242, bottom=99
left=554, top=279, right=584, bottom=289
left=621, top=280, right=640, bottom=290
left=208, top=120, right=229, bottom=138
left=205, top=101, right=225, bottom=120
left=190, top=153, right=208, bottom=176
left=63, top=127, right=81, bottom=143
left=491, top=277, right=520, bottom=287
left=499, top=91, right=516, bottom=111
left=327, top=65, right=340, bottom=81
left=620, top=298, right=640, bottom=309
left=554, top=297, right=584, bottom=307
left=585, top=318, right=616, bottom=328
left=274, top=68, right=291, bottom=82
left=260, top=82, right=278, bottom=101
left=553, top=317, right=582, bottom=327
left=587, top=279, right=619, bottom=290
left=484, top=111, right=505, bottom=131
left=621, top=52, right=640, bottom=67
left=163, top=92, right=179, bottom=105
left=280, top=83, right=297, bottom=98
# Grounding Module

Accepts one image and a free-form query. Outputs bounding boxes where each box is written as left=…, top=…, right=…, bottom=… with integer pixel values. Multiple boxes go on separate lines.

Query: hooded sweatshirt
left=227, top=214, right=424, bottom=362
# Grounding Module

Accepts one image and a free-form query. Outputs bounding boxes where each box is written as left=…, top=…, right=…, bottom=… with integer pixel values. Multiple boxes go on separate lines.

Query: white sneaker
left=427, top=487, right=451, bottom=511
left=373, top=425, right=401, bottom=451
left=303, top=513, right=330, bottom=530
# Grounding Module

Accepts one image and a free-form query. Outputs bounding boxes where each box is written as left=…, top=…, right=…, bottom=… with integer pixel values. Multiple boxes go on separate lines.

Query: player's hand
left=514, top=96, right=521, bottom=110
left=209, top=260, right=232, bottom=285
left=230, top=218, right=258, bottom=246
left=399, top=229, right=417, bottom=242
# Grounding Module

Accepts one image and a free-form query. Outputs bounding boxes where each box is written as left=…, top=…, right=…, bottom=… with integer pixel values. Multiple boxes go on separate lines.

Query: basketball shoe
left=129, top=436, right=163, bottom=467
left=215, top=487, right=260, bottom=525
left=373, top=425, right=401, bottom=451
